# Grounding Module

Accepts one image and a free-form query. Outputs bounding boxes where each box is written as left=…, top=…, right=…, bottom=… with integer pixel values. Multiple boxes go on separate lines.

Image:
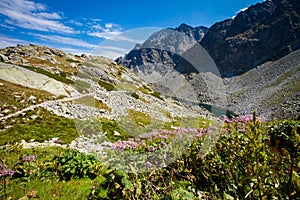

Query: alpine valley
left=0, top=0, right=299, bottom=199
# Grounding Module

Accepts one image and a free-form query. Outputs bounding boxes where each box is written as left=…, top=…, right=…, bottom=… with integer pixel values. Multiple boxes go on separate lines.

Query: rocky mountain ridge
left=201, top=0, right=300, bottom=77
left=116, top=23, right=208, bottom=69
left=115, top=0, right=300, bottom=120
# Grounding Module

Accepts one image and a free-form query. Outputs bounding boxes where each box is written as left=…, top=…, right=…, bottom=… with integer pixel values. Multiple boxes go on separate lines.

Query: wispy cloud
left=0, top=0, right=76, bottom=34
left=88, top=30, right=143, bottom=43
left=90, top=46, right=130, bottom=59
left=0, top=35, right=28, bottom=47
left=59, top=47, right=91, bottom=56
left=68, top=20, right=84, bottom=27
left=32, top=34, right=97, bottom=49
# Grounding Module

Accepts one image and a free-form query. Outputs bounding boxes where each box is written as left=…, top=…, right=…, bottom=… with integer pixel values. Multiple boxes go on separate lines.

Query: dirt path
left=0, top=94, right=91, bottom=121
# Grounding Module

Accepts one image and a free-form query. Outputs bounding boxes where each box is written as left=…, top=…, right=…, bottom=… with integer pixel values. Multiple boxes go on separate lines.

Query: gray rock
left=28, top=95, right=37, bottom=104
left=0, top=53, right=9, bottom=62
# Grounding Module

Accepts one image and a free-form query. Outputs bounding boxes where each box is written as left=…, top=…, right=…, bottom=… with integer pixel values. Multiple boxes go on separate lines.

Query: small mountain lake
left=199, top=103, right=238, bottom=118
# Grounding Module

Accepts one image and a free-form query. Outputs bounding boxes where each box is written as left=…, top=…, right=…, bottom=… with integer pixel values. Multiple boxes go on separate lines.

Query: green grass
left=130, top=92, right=139, bottom=99
left=66, top=58, right=81, bottom=63
left=138, top=85, right=164, bottom=101
left=74, top=80, right=90, bottom=93
left=0, top=79, right=54, bottom=116
left=164, top=116, right=211, bottom=130
left=19, top=64, right=74, bottom=84
left=0, top=108, right=78, bottom=145
left=116, top=80, right=137, bottom=92
left=73, top=96, right=112, bottom=112
left=98, top=79, right=115, bottom=91
left=127, top=109, right=151, bottom=127
left=0, top=147, right=95, bottom=200
left=7, top=179, right=93, bottom=200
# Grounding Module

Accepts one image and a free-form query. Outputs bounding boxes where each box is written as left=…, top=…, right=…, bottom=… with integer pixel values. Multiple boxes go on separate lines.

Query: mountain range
left=116, top=0, right=300, bottom=119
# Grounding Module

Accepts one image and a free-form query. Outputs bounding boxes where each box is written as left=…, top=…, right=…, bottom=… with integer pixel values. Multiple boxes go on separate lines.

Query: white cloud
left=105, top=23, right=115, bottom=29
left=91, top=18, right=102, bottom=22
left=32, top=34, right=98, bottom=49
left=0, top=35, right=28, bottom=47
left=88, top=30, right=143, bottom=43
left=68, top=20, right=83, bottom=27
left=0, top=0, right=76, bottom=34
left=90, top=46, right=130, bottom=59
left=91, top=25, right=103, bottom=30
left=59, top=47, right=91, bottom=56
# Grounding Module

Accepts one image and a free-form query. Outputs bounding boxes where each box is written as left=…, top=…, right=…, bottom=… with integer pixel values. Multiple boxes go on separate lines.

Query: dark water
left=199, top=103, right=238, bottom=118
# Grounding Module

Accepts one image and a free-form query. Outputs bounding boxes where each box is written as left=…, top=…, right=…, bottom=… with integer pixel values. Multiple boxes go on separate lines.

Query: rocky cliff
left=201, top=0, right=300, bottom=77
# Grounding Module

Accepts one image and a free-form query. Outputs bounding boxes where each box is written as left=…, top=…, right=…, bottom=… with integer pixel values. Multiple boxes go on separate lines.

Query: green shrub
left=151, top=91, right=164, bottom=101
left=130, top=92, right=139, bottom=99
left=56, top=150, right=101, bottom=181
left=98, top=79, right=115, bottom=91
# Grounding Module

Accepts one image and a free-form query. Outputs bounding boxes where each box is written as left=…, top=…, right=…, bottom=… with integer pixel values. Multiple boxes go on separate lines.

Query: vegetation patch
left=98, top=79, right=115, bottom=91
left=127, top=109, right=151, bottom=127
left=19, top=64, right=74, bottom=84
left=0, top=108, right=78, bottom=145
left=73, top=96, right=112, bottom=112
left=1, top=114, right=299, bottom=199
left=74, top=80, right=90, bottom=93
left=138, top=85, right=164, bottom=101
left=99, top=118, right=131, bottom=142
left=151, top=91, right=164, bottom=100
left=164, top=116, right=211, bottom=130
left=0, top=80, right=54, bottom=116
left=130, top=92, right=139, bottom=99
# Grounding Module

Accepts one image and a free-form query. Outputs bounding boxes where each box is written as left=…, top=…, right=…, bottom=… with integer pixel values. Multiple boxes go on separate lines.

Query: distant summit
left=115, top=23, right=208, bottom=70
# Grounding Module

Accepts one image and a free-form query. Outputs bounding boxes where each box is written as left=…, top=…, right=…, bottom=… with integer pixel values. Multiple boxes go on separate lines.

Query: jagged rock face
left=201, top=0, right=300, bottom=77
left=116, top=23, right=208, bottom=70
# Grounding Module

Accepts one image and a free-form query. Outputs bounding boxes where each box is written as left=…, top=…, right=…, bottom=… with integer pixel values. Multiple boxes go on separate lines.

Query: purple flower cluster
left=0, top=164, right=15, bottom=177
left=224, top=115, right=254, bottom=125
left=23, top=155, right=37, bottom=162
left=53, top=139, right=62, bottom=144
left=113, top=127, right=213, bottom=152
left=113, top=140, right=139, bottom=151
left=224, top=115, right=258, bottom=134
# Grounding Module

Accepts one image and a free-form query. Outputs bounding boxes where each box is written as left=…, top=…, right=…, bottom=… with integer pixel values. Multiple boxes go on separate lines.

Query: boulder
left=0, top=53, right=8, bottom=62
left=28, top=95, right=37, bottom=104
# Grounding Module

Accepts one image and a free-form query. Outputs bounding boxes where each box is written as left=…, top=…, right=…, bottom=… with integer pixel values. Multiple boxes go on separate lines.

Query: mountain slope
left=0, top=44, right=211, bottom=151
left=201, top=0, right=300, bottom=77
left=225, top=49, right=300, bottom=119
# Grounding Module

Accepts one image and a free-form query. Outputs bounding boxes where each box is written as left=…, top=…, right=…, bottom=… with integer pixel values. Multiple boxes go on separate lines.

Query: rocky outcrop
left=116, top=23, right=208, bottom=70
left=201, top=0, right=300, bottom=77
left=0, top=62, right=71, bottom=96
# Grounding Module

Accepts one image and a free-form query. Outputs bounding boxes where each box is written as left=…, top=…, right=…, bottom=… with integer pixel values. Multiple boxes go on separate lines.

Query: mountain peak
left=175, top=23, right=193, bottom=32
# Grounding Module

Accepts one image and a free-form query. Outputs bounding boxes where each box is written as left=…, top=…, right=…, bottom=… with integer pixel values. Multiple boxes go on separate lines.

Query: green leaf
left=122, top=177, right=134, bottom=191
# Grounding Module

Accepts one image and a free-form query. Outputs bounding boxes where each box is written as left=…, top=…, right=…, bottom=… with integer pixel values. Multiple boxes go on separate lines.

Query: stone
left=28, top=95, right=37, bottom=104
left=70, top=63, right=77, bottom=68
left=0, top=53, right=9, bottom=62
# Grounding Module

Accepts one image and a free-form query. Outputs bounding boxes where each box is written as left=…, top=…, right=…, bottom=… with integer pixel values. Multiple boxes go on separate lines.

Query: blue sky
left=0, top=0, right=263, bottom=59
